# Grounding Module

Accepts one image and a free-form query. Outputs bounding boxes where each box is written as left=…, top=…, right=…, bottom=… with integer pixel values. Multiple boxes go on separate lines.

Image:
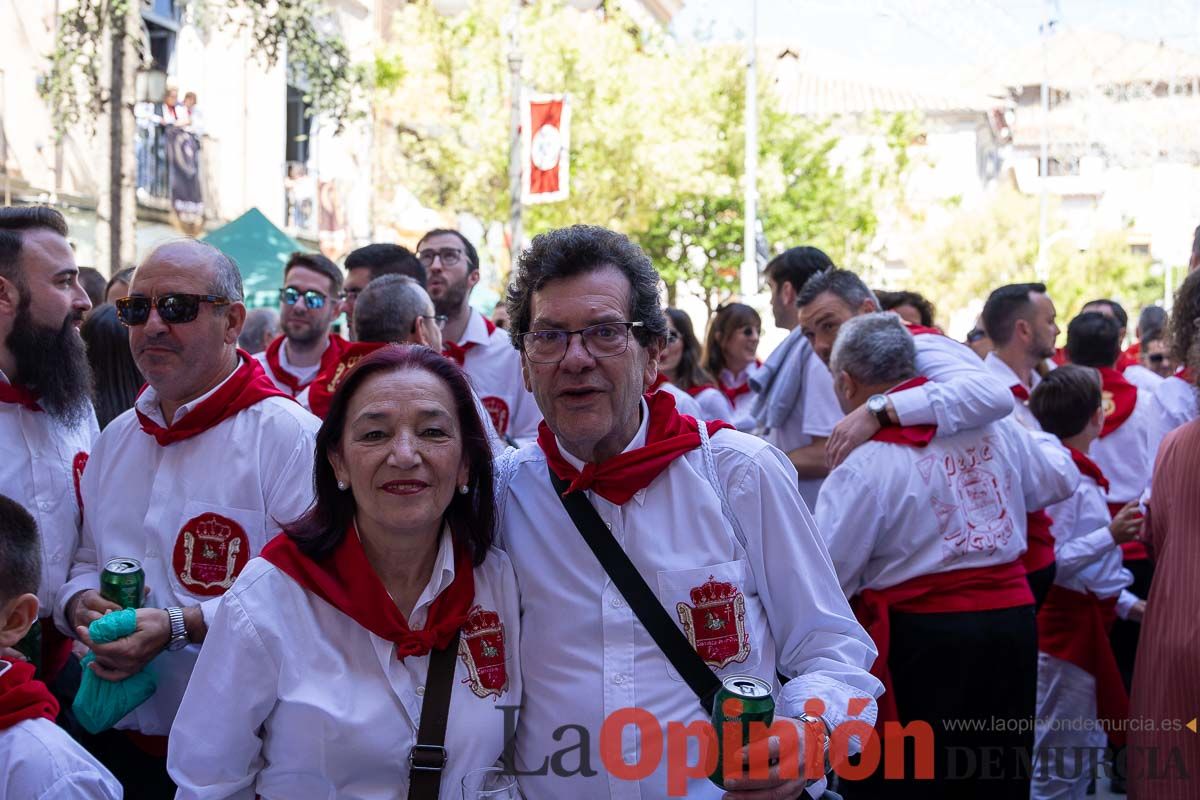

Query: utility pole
left=1036, top=0, right=1058, bottom=281
left=95, top=2, right=139, bottom=277
left=506, top=0, right=523, bottom=271
left=740, top=0, right=758, bottom=297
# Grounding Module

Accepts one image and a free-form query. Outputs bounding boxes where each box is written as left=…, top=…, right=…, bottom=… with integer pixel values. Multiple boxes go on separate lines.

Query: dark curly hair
left=1170, top=269, right=1200, bottom=381
left=877, top=289, right=938, bottom=328
left=506, top=225, right=668, bottom=350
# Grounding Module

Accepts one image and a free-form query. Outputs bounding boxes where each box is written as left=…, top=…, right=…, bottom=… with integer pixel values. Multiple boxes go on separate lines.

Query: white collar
left=135, top=356, right=241, bottom=427
left=408, top=524, right=458, bottom=626
left=458, top=308, right=491, bottom=347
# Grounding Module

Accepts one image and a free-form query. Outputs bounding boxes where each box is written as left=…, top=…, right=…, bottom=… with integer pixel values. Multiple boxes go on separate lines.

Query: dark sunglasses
left=966, top=328, right=988, bottom=344
left=280, top=286, right=330, bottom=309
left=115, top=294, right=230, bottom=326
left=1148, top=353, right=1167, bottom=364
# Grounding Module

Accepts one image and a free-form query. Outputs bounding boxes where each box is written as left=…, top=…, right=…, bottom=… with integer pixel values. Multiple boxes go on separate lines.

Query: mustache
left=137, top=336, right=183, bottom=354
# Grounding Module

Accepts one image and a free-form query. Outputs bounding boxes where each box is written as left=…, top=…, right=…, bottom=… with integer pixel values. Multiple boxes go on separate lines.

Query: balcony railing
left=135, top=118, right=214, bottom=221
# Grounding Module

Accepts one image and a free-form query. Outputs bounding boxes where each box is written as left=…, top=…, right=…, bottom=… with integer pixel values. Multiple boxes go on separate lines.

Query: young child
left=1028, top=365, right=1142, bottom=799
left=0, top=494, right=121, bottom=799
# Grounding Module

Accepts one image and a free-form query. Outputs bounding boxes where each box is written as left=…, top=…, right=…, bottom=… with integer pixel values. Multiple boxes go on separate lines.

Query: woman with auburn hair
left=661, top=308, right=732, bottom=421
left=169, top=345, right=521, bottom=799
left=702, top=302, right=761, bottom=428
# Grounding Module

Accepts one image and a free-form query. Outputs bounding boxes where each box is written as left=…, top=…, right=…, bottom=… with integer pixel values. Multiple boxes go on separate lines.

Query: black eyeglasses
left=115, top=294, right=230, bottom=326
left=1148, top=353, right=1167, bottom=364
left=417, top=247, right=465, bottom=267
left=518, top=321, right=644, bottom=364
left=666, top=331, right=680, bottom=344
left=280, top=286, right=329, bottom=310
left=419, top=314, right=449, bottom=330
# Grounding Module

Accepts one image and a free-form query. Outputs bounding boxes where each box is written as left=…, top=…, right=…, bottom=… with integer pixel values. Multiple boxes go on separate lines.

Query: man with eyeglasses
left=494, top=225, right=881, bottom=800
left=0, top=206, right=99, bottom=688
left=418, top=228, right=541, bottom=445
left=341, top=243, right=426, bottom=340
left=254, top=252, right=350, bottom=397
left=56, top=239, right=319, bottom=796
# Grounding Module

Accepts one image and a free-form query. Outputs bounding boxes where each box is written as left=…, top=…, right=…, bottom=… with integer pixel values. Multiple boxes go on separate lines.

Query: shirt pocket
left=656, top=559, right=763, bottom=682
left=168, top=499, right=264, bottom=601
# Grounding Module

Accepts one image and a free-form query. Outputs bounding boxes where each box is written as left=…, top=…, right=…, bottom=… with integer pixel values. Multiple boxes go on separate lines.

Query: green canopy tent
left=201, top=208, right=302, bottom=309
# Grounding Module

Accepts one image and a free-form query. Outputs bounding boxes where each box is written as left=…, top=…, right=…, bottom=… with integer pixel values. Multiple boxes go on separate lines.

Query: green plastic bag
left=72, top=609, right=158, bottom=734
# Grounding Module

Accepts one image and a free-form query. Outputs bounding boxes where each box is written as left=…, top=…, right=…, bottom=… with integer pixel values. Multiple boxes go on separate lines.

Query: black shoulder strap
left=408, top=631, right=461, bottom=800
left=548, top=466, right=722, bottom=714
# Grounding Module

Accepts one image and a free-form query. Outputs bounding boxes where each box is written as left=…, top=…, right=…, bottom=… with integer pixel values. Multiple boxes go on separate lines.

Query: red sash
left=443, top=315, right=496, bottom=367
left=262, top=525, right=474, bottom=660
left=0, top=660, right=59, bottom=730
left=0, top=381, right=42, bottom=412
left=306, top=342, right=387, bottom=419
left=538, top=391, right=733, bottom=506
left=263, top=334, right=350, bottom=395
left=1021, top=510, right=1057, bottom=573
left=903, top=322, right=943, bottom=337
left=136, top=351, right=290, bottom=446
left=851, top=561, right=1034, bottom=724
left=1036, top=585, right=1129, bottom=746
left=1098, top=367, right=1137, bottom=437
left=869, top=376, right=937, bottom=447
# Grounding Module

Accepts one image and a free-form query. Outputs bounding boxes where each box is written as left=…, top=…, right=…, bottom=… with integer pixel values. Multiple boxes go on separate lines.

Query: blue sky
left=673, top=0, right=1200, bottom=67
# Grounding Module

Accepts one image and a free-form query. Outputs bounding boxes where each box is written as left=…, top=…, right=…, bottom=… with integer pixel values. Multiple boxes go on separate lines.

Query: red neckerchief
left=306, top=342, right=387, bottom=419
left=1116, top=349, right=1138, bottom=373
left=1122, top=341, right=1141, bottom=364
left=538, top=391, right=734, bottom=506
left=1052, top=347, right=1068, bottom=366
left=443, top=315, right=496, bottom=367
left=684, top=383, right=717, bottom=398
left=1010, top=383, right=1030, bottom=402
left=852, top=560, right=1033, bottom=725
left=136, top=350, right=290, bottom=446
left=0, top=381, right=42, bottom=412
left=870, top=376, right=937, bottom=447
left=0, top=660, right=59, bottom=731
left=1175, top=366, right=1196, bottom=384
left=1067, top=445, right=1110, bottom=493
left=1097, top=367, right=1137, bottom=437
left=262, top=525, right=474, bottom=660
left=903, top=322, right=943, bottom=337
left=263, top=334, right=350, bottom=395
left=648, top=373, right=669, bottom=392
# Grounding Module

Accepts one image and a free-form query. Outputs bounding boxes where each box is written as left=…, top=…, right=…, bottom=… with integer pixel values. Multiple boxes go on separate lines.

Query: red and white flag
left=522, top=93, right=570, bottom=204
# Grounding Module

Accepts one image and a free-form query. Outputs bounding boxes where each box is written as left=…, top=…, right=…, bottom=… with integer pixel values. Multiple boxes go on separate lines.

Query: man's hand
left=67, top=589, right=122, bottom=632
left=1109, top=502, right=1144, bottom=545
left=77, top=607, right=171, bottom=681
left=1127, top=599, right=1147, bottom=623
left=721, top=716, right=822, bottom=800
left=826, top=404, right=881, bottom=469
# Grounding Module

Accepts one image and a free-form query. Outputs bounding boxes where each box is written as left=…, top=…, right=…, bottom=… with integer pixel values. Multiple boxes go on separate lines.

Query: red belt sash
left=851, top=561, right=1034, bottom=724
left=1107, top=501, right=1150, bottom=561
left=1037, top=585, right=1129, bottom=746
left=1021, top=510, right=1057, bottom=573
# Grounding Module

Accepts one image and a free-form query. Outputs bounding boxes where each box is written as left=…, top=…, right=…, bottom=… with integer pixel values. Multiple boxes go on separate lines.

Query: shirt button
left=416, top=686, right=425, bottom=697
left=610, top=596, right=623, bottom=608
left=605, top=522, right=612, bottom=530
left=613, top=673, right=626, bottom=685
left=39, top=500, right=51, bottom=511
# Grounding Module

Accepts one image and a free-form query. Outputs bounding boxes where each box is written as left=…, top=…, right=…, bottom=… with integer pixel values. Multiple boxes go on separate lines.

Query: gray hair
left=137, top=239, right=244, bottom=304
left=796, top=268, right=879, bottom=312
left=354, top=275, right=430, bottom=343
left=830, top=312, right=918, bottom=386
left=239, top=308, right=279, bottom=353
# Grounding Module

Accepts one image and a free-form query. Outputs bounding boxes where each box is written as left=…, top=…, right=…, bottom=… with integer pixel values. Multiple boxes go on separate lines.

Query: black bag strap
left=408, top=631, right=461, bottom=800
left=549, top=466, right=722, bottom=714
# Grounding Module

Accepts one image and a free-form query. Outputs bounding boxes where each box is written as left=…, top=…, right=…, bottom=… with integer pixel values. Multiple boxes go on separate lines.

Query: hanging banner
left=166, top=127, right=204, bottom=228
left=522, top=93, right=570, bottom=204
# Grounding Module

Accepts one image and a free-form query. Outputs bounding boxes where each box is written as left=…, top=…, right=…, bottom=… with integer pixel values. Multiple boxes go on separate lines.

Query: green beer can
left=100, top=557, right=145, bottom=609
left=709, top=674, right=775, bottom=788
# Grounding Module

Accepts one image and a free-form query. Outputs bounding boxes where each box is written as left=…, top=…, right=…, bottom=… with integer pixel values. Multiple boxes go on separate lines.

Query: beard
left=432, top=278, right=469, bottom=318
left=7, top=302, right=94, bottom=428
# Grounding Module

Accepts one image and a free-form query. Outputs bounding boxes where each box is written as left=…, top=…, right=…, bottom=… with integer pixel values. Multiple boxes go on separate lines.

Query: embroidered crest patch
left=480, top=397, right=510, bottom=436
left=676, top=576, right=750, bottom=669
left=172, top=512, right=250, bottom=597
left=458, top=605, right=508, bottom=699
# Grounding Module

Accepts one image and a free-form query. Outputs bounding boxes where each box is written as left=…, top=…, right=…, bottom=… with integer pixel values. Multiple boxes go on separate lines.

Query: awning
left=201, top=208, right=302, bottom=308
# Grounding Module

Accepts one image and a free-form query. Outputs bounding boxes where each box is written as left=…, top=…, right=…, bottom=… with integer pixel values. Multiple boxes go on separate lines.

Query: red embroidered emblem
left=72, top=452, right=88, bottom=511
left=481, top=397, right=510, bottom=436
left=458, top=605, right=508, bottom=699
left=934, top=439, right=1014, bottom=556
left=676, top=576, right=750, bottom=669
left=172, top=512, right=250, bottom=597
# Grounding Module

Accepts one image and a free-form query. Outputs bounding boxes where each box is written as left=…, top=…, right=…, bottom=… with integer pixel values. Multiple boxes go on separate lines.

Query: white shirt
left=169, top=534, right=522, bottom=800
left=983, top=352, right=1042, bottom=431
left=816, top=418, right=1078, bottom=597
left=0, top=373, right=98, bottom=617
left=1089, top=388, right=1160, bottom=504
left=761, top=351, right=843, bottom=510
left=496, top=405, right=882, bottom=800
left=254, top=338, right=323, bottom=395
left=717, top=366, right=758, bottom=431
left=55, top=368, right=320, bottom=735
left=897, top=330, right=1015, bottom=432
left=0, top=711, right=122, bottom=799
left=657, top=381, right=703, bottom=418
left=454, top=309, right=541, bottom=445
left=1045, top=472, right=1137, bottom=616
left=1153, top=372, right=1198, bottom=436
left=690, top=386, right=733, bottom=421
left=1123, top=364, right=1164, bottom=393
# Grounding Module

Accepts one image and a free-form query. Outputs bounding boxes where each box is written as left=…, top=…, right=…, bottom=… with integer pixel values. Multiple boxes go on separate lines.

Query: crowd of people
left=0, top=203, right=1198, bottom=800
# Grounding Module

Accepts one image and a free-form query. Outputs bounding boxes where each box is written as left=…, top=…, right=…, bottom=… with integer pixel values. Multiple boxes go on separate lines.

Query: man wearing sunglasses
left=0, top=206, right=99, bottom=687
left=418, top=228, right=541, bottom=445
left=255, top=252, right=350, bottom=397
left=57, top=239, right=319, bottom=794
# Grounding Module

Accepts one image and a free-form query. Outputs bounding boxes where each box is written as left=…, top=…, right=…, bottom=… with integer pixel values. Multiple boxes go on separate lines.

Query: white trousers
left=1032, top=652, right=1108, bottom=799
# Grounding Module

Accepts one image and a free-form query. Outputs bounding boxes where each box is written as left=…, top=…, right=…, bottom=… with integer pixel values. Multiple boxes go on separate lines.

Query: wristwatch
left=866, top=394, right=892, bottom=428
left=164, top=607, right=189, bottom=651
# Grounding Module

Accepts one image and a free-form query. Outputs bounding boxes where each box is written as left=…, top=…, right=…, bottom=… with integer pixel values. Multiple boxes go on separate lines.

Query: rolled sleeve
left=896, top=334, right=1014, bottom=431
